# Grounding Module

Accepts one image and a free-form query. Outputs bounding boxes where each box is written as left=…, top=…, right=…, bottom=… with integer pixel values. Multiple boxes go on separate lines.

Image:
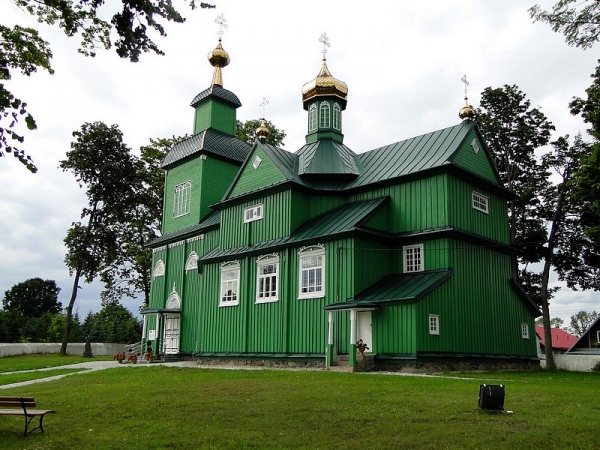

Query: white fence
left=0, top=343, right=126, bottom=358
left=539, top=353, right=600, bottom=371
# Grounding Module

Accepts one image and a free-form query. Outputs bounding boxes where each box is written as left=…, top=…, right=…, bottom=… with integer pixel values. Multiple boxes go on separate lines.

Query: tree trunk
left=540, top=184, right=567, bottom=371
left=60, top=269, right=81, bottom=355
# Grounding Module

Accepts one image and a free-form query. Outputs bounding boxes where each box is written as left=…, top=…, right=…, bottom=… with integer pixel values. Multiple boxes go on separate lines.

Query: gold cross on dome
left=319, top=33, right=330, bottom=60
left=461, top=74, right=470, bottom=100
left=215, top=14, right=228, bottom=39
left=259, top=97, right=269, bottom=119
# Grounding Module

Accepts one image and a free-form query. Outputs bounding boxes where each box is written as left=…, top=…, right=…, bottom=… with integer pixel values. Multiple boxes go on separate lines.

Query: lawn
left=0, top=361, right=598, bottom=449
left=0, top=354, right=111, bottom=373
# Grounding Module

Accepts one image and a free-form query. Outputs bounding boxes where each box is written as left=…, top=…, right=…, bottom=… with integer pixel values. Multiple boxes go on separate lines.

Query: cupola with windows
left=296, top=34, right=359, bottom=180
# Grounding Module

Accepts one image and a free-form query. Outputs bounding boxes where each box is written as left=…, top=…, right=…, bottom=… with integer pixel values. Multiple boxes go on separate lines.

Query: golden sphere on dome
left=208, top=40, right=230, bottom=68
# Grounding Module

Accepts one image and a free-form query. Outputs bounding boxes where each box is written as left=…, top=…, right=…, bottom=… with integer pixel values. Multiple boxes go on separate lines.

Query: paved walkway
left=0, top=360, right=190, bottom=390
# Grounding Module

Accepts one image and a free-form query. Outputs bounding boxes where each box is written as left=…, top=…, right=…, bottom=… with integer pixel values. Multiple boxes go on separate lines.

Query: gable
left=228, top=146, right=288, bottom=198
left=450, top=127, right=499, bottom=184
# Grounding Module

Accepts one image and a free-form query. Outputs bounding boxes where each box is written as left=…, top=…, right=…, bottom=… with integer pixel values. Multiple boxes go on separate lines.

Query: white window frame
left=308, top=104, right=317, bottom=132
left=471, top=138, right=480, bottom=154
left=522, top=323, right=529, bottom=339
left=173, top=181, right=191, bottom=218
left=403, top=244, right=424, bottom=273
left=298, top=245, right=325, bottom=299
left=333, top=103, right=341, bottom=130
left=153, top=259, right=165, bottom=278
left=319, top=102, right=330, bottom=128
left=472, top=192, right=489, bottom=214
left=429, top=314, right=440, bottom=335
left=256, top=254, right=279, bottom=303
left=244, top=204, right=263, bottom=223
left=252, top=156, right=262, bottom=169
left=220, top=262, right=240, bottom=307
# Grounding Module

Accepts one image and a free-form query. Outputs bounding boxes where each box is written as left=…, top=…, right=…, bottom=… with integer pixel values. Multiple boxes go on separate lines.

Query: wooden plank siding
left=451, top=130, right=498, bottom=184
left=193, top=100, right=236, bottom=135
left=229, top=146, right=287, bottom=198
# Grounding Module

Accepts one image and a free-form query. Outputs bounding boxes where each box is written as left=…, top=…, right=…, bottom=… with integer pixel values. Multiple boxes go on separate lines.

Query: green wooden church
left=141, top=35, right=540, bottom=370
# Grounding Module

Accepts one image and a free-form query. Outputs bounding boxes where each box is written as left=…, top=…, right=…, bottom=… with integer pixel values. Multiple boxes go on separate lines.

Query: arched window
left=256, top=254, right=279, bottom=303
left=220, top=261, right=240, bottom=306
left=333, top=103, right=341, bottom=130
left=319, top=102, right=330, bottom=128
left=166, top=283, right=181, bottom=309
left=298, top=245, right=325, bottom=299
left=153, top=259, right=165, bottom=278
left=308, top=104, right=317, bottom=132
left=185, top=251, right=199, bottom=272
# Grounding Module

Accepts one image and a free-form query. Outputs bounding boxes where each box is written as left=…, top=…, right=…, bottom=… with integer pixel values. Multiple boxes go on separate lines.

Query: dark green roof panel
left=161, top=129, right=251, bottom=168
left=190, top=85, right=242, bottom=108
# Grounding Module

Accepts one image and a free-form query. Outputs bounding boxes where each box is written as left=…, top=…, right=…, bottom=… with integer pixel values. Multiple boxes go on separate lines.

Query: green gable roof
left=161, top=128, right=251, bottom=169
left=324, top=269, right=454, bottom=310
left=190, top=85, right=242, bottom=108
left=200, top=197, right=389, bottom=263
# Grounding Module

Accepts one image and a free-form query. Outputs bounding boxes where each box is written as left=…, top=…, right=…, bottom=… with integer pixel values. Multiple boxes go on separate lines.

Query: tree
left=236, top=119, right=287, bottom=147
left=475, top=85, right=555, bottom=282
left=535, top=316, right=564, bottom=329
left=569, top=310, right=599, bottom=336
left=100, top=136, right=185, bottom=307
left=90, top=304, right=141, bottom=343
left=529, top=1, right=600, bottom=50
left=60, top=121, right=141, bottom=354
left=2, top=278, right=62, bottom=317
left=1, top=1, right=214, bottom=172
left=570, top=61, right=600, bottom=245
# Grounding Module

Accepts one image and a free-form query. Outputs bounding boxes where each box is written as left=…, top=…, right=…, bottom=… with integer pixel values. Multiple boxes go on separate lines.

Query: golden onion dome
left=208, top=39, right=230, bottom=87
left=459, top=100, right=474, bottom=121
left=302, top=59, right=348, bottom=107
left=256, top=119, right=269, bottom=143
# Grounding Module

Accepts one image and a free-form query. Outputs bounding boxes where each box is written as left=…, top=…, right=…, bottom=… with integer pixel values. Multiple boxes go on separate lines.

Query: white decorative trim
left=220, top=260, right=239, bottom=268
left=299, top=243, right=324, bottom=253
left=168, top=240, right=185, bottom=248
left=152, top=245, right=167, bottom=254
left=186, top=234, right=204, bottom=243
left=153, top=260, right=165, bottom=278
left=298, top=245, right=325, bottom=299
left=185, top=251, right=199, bottom=271
left=166, top=282, right=181, bottom=309
left=256, top=253, right=278, bottom=262
left=252, top=156, right=262, bottom=169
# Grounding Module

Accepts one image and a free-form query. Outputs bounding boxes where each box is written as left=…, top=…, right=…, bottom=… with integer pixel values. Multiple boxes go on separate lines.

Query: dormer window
left=319, top=102, right=330, bottom=128
left=308, top=104, right=317, bottom=132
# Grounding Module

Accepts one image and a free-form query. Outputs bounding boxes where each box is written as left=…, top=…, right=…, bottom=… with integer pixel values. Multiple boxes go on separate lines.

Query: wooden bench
left=0, top=396, right=55, bottom=436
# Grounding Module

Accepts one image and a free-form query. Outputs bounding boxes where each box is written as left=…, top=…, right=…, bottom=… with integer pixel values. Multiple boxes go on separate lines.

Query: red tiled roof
left=536, top=326, right=577, bottom=350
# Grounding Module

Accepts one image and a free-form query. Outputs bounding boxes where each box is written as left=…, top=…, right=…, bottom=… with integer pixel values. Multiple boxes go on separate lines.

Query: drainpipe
left=326, top=311, right=334, bottom=366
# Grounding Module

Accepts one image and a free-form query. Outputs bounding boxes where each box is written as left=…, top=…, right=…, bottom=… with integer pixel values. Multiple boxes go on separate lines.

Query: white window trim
left=298, top=245, right=325, bottom=299
left=319, top=101, right=330, bottom=128
left=173, top=180, right=192, bottom=218
left=244, top=204, right=263, bottom=223
left=471, top=138, right=480, bottom=154
left=333, top=103, right=341, bottom=130
left=429, top=314, right=440, bottom=335
left=252, top=156, right=262, bottom=169
left=220, top=262, right=240, bottom=307
left=522, top=323, right=529, bottom=339
left=185, top=251, right=199, bottom=272
left=256, top=254, right=279, bottom=303
left=308, top=104, right=317, bottom=132
left=153, top=260, right=165, bottom=278
left=472, top=192, right=489, bottom=214
left=403, top=244, right=424, bottom=273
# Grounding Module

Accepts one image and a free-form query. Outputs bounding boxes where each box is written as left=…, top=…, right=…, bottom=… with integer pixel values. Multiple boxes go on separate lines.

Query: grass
left=0, top=368, right=86, bottom=386
left=0, top=354, right=111, bottom=373
left=0, top=361, right=598, bottom=449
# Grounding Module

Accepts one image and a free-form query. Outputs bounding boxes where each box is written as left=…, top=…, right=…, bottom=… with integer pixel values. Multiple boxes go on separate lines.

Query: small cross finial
left=319, top=33, right=330, bottom=60
left=259, top=97, right=269, bottom=119
left=461, top=74, right=470, bottom=100
left=215, top=14, right=228, bottom=40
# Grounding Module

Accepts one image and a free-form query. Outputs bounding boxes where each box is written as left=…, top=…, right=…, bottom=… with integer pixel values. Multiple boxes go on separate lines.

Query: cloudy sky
left=1, top=0, right=598, bottom=323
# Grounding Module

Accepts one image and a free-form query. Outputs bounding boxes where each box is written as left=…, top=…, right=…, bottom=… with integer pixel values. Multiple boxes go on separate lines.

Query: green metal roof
left=147, top=211, right=220, bottom=248
left=161, top=128, right=251, bottom=168
left=190, top=85, right=242, bottom=108
left=296, top=140, right=360, bottom=177
left=199, top=197, right=389, bottom=262
left=324, top=269, right=454, bottom=310
left=346, top=122, right=474, bottom=189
